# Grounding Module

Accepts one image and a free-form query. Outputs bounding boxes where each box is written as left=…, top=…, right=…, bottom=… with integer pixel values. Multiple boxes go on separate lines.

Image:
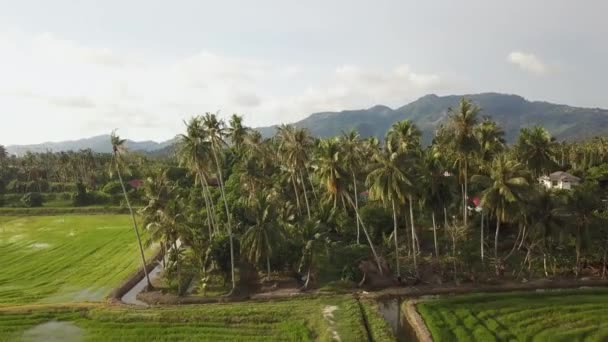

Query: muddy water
left=377, top=298, right=419, bottom=342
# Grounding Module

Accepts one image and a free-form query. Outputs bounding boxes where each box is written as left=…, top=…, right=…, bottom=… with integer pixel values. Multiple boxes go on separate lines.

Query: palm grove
left=2, top=97, right=608, bottom=294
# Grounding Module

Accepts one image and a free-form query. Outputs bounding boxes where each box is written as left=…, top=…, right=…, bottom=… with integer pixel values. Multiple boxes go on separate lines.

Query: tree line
left=3, top=97, right=608, bottom=293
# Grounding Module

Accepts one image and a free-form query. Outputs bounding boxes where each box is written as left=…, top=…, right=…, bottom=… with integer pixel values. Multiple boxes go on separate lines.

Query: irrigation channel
left=377, top=297, right=421, bottom=342
left=121, top=240, right=182, bottom=306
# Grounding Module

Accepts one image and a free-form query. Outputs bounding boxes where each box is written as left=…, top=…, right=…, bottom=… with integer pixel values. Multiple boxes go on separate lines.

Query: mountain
left=257, top=93, right=608, bottom=144
left=6, top=135, right=178, bottom=156
left=7, top=93, right=608, bottom=155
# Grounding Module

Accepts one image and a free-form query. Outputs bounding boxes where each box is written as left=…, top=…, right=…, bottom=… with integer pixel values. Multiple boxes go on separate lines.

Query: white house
left=539, top=171, right=581, bottom=190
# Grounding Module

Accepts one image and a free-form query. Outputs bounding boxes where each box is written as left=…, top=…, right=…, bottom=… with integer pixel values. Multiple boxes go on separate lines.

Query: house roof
left=541, top=171, right=581, bottom=182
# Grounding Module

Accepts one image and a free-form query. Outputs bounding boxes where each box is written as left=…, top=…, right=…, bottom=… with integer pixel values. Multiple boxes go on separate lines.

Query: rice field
left=417, top=289, right=608, bottom=341
left=0, top=296, right=393, bottom=341
left=0, top=215, right=154, bottom=305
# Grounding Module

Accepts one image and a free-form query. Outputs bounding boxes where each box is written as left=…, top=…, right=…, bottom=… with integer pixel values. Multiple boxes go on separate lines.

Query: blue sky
left=1, top=0, right=607, bottom=144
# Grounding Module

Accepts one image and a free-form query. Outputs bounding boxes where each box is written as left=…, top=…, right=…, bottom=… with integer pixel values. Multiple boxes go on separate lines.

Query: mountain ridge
left=7, top=92, right=608, bottom=155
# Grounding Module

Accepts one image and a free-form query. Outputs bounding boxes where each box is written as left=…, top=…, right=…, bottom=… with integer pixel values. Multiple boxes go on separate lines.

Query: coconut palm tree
left=202, top=112, right=236, bottom=292
left=341, top=129, right=363, bottom=244
left=472, top=154, right=530, bottom=275
left=447, top=98, right=480, bottom=226
left=515, top=126, right=558, bottom=178
left=277, top=125, right=314, bottom=219
left=241, top=191, right=284, bottom=279
left=566, top=183, right=603, bottom=277
left=527, top=188, right=567, bottom=277
left=110, top=131, right=151, bottom=289
left=366, top=149, right=411, bottom=277
left=228, top=114, right=250, bottom=155
left=178, top=117, right=217, bottom=236
left=385, top=120, right=421, bottom=154
left=385, top=120, right=423, bottom=273
left=315, top=137, right=384, bottom=274
left=475, top=118, right=505, bottom=165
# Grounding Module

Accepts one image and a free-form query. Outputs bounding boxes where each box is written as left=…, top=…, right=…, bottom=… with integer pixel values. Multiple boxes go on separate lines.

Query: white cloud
left=507, top=51, right=549, bottom=75
left=0, top=30, right=449, bottom=144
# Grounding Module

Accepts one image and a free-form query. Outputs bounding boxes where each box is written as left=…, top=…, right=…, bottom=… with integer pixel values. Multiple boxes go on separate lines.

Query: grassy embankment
left=418, top=289, right=608, bottom=341
left=0, top=215, right=154, bottom=305
left=0, top=296, right=393, bottom=341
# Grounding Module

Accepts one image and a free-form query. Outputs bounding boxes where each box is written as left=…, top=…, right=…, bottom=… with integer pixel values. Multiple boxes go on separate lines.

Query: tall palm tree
left=228, top=114, right=250, bottom=155
left=515, top=126, right=558, bottom=178
left=366, top=149, right=411, bottom=277
left=385, top=120, right=421, bottom=154
left=472, top=154, right=530, bottom=275
left=315, top=138, right=384, bottom=274
left=447, top=98, right=480, bottom=225
left=178, top=117, right=217, bottom=236
left=277, top=125, right=314, bottom=219
left=527, top=188, right=567, bottom=276
left=110, top=131, right=151, bottom=289
left=202, top=113, right=236, bottom=291
left=385, top=120, right=422, bottom=273
left=341, top=130, right=363, bottom=244
left=474, top=118, right=505, bottom=165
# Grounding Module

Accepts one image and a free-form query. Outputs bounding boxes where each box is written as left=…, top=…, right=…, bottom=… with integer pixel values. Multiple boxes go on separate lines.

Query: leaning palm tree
left=472, top=154, right=530, bottom=275
left=366, top=149, right=411, bottom=277
left=110, top=131, right=151, bottom=289
left=314, top=138, right=384, bottom=274
left=202, top=113, right=236, bottom=291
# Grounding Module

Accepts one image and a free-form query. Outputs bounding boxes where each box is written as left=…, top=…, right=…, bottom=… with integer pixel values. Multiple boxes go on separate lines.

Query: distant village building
left=539, top=171, right=581, bottom=190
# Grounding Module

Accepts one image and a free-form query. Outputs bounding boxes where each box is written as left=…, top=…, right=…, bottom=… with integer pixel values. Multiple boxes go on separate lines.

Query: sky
left=1, top=0, right=607, bottom=145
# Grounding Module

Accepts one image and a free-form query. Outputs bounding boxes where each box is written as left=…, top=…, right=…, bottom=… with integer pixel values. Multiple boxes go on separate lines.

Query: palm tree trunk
left=211, top=148, right=236, bottom=291
left=299, top=170, right=311, bottom=219
left=353, top=171, right=360, bottom=245
left=346, top=194, right=383, bottom=275
left=575, top=226, right=582, bottom=278
left=480, top=211, right=484, bottom=264
left=266, top=254, right=271, bottom=280
left=391, top=199, right=400, bottom=278
left=198, top=171, right=214, bottom=236
left=115, top=160, right=151, bottom=289
left=174, top=240, right=181, bottom=295
left=408, top=195, right=417, bottom=276
left=432, top=211, right=439, bottom=259
left=307, top=171, right=318, bottom=200
left=602, top=245, right=607, bottom=279
left=463, top=160, right=468, bottom=226
left=291, top=174, right=302, bottom=216
left=203, top=179, right=219, bottom=232
left=494, top=215, right=501, bottom=276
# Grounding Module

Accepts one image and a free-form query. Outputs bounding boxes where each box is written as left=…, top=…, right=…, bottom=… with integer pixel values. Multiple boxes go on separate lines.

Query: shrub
left=21, top=192, right=43, bottom=207
left=88, top=191, right=111, bottom=205
left=71, top=183, right=89, bottom=207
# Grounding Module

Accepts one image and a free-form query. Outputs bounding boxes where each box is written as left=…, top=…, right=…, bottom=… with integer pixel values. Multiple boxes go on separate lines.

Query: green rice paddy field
left=0, top=297, right=393, bottom=341
left=418, top=289, right=608, bottom=341
left=0, top=215, right=154, bottom=305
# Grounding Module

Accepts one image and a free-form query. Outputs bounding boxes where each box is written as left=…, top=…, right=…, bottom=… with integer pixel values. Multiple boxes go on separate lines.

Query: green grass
left=418, top=289, right=608, bottom=341
left=0, top=215, right=154, bottom=305
left=0, top=295, right=388, bottom=341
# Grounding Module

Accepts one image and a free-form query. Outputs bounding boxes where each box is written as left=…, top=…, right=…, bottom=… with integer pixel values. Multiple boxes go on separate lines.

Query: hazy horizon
left=2, top=0, right=607, bottom=145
